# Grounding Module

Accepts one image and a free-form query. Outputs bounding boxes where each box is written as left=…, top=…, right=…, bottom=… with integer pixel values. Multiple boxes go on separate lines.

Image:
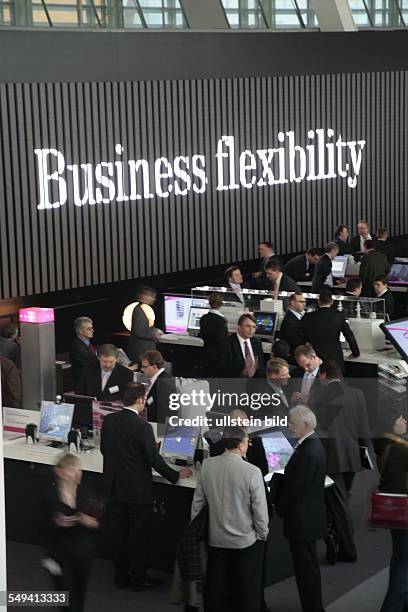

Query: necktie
left=301, top=373, right=314, bottom=399
left=101, top=370, right=110, bottom=391
left=89, top=344, right=96, bottom=354
left=243, top=341, right=256, bottom=378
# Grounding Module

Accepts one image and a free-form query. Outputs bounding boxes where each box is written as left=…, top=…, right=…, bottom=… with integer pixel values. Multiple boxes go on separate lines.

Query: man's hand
left=153, top=328, right=163, bottom=340
left=76, top=513, right=99, bottom=529
left=291, top=391, right=305, bottom=403
left=53, top=513, right=78, bottom=528
left=252, top=271, right=262, bottom=278
left=178, top=468, right=193, bottom=480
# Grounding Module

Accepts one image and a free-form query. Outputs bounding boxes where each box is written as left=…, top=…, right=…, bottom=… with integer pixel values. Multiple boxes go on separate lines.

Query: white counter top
left=3, top=437, right=197, bottom=489
left=160, top=333, right=402, bottom=367
left=159, top=333, right=272, bottom=354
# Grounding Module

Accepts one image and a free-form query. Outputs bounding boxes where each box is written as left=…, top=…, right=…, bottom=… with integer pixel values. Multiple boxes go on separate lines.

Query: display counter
left=2, top=436, right=293, bottom=585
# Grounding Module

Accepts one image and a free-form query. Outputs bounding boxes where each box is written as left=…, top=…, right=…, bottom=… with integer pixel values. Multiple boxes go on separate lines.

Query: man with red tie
left=222, top=314, right=265, bottom=378
left=69, top=316, right=98, bottom=387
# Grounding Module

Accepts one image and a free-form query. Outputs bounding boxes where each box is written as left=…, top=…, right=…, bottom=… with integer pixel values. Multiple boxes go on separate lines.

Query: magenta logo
left=387, top=326, right=408, bottom=338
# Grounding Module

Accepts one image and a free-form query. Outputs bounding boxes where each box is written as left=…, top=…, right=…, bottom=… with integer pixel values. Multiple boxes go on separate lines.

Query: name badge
left=109, top=385, right=120, bottom=394
left=147, top=396, right=154, bottom=405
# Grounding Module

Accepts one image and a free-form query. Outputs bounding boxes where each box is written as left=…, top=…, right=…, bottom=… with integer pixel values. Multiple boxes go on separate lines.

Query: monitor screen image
left=380, top=318, right=408, bottom=361
left=164, top=295, right=193, bottom=333
left=63, top=393, right=96, bottom=435
left=254, top=311, right=278, bottom=337
left=260, top=430, right=295, bottom=472
left=388, top=263, right=408, bottom=285
left=160, top=423, right=200, bottom=460
left=188, top=306, right=209, bottom=331
left=332, top=256, right=348, bottom=278
left=39, top=401, right=74, bottom=443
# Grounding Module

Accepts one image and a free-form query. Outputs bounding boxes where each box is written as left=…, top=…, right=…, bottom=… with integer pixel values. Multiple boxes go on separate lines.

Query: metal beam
left=179, top=0, right=229, bottom=29
left=311, top=0, right=357, bottom=31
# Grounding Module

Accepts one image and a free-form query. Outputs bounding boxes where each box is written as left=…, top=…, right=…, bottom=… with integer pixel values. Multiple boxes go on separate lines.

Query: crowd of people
left=1, top=220, right=406, bottom=612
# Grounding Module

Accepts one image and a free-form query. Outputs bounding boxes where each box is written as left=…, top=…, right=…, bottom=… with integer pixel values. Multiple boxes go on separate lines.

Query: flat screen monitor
left=38, top=401, right=74, bottom=443
left=332, top=256, right=348, bottom=278
left=380, top=318, right=408, bottom=361
left=160, top=422, right=200, bottom=461
left=253, top=311, right=278, bottom=338
left=63, top=393, right=96, bottom=436
left=164, top=294, right=192, bottom=333
left=187, top=306, right=209, bottom=333
left=259, top=429, right=295, bottom=473
left=388, top=263, right=408, bottom=286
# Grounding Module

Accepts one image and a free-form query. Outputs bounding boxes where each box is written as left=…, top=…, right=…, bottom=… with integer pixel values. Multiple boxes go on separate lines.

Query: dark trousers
left=204, top=540, right=265, bottom=612
left=325, top=474, right=357, bottom=559
left=289, top=540, right=325, bottom=612
left=342, top=472, right=356, bottom=496
left=52, top=561, right=91, bottom=612
left=109, top=501, right=151, bottom=584
left=380, top=529, right=408, bottom=612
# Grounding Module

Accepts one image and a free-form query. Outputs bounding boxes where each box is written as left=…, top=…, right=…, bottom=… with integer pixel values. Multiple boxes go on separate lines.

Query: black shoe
left=114, top=577, right=130, bottom=589
left=337, top=554, right=357, bottom=563
left=129, top=578, right=163, bottom=591
left=325, top=534, right=338, bottom=566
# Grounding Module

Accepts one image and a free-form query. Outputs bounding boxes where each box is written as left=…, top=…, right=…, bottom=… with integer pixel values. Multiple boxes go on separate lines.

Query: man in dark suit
left=341, top=278, right=365, bottom=318
left=375, top=228, right=394, bottom=264
left=252, top=241, right=280, bottom=288
left=301, top=291, right=360, bottom=371
left=350, top=220, right=373, bottom=256
left=127, top=286, right=159, bottom=365
left=276, top=405, right=327, bottom=612
left=0, top=324, right=21, bottom=367
left=283, top=248, right=321, bottom=282
left=76, top=344, right=133, bottom=401
left=224, top=265, right=251, bottom=306
left=140, top=350, right=176, bottom=424
left=334, top=224, right=353, bottom=256
left=290, top=344, right=323, bottom=409
left=248, top=357, right=291, bottom=419
left=311, top=242, right=339, bottom=294
left=373, top=274, right=395, bottom=320
left=69, top=316, right=98, bottom=387
left=101, top=382, right=191, bottom=589
left=279, top=292, right=306, bottom=363
left=0, top=355, right=21, bottom=408
left=223, top=313, right=265, bottom=378
left=199, top=292, right=229, bottom=377
left=316, top=361, right=371, bottom=563
left=264, top=261, right=300, bottom=294
left=359, top=240, right=390, bottom=296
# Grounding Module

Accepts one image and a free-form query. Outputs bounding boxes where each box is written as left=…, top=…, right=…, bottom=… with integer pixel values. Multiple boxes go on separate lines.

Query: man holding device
left=101, top=382, right=192, bottom=591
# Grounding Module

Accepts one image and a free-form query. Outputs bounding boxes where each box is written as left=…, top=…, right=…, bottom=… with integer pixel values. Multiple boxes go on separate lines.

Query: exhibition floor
left=6, top=471, right=391, bottom=612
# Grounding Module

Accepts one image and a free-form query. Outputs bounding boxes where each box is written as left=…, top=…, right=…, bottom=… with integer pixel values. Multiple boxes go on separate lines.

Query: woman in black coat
left=41, top=454, right=101, bottom=612
left=374, top=410, right=408, bottom=612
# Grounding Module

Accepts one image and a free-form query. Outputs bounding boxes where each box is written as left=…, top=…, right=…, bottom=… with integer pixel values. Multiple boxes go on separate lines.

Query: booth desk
left=3, top=437, right=294, bottom=586
left=158, top=334, right=405, bottom=425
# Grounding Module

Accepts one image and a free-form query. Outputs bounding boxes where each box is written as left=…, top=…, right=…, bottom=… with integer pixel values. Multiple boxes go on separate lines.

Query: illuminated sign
left=19, top=307, right=55, bottom=324
left=34, top=129, right=366, bottom=210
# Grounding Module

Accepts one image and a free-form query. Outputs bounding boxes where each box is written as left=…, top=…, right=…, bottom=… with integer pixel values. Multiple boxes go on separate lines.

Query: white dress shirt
left=229, top=282, right=245, bottom=305
left=101, top=368, right=112, bottom=391
left=288, top=308, right=303, bottom=321
left=209, top=309, right=225, bottom=317
left=296, top=430, right=315, bottom=447
left=237, top=334, right=255, bottom=362
left=147, top=367, right=165, bottom=391
left=360, top=233, right=372, bottom=252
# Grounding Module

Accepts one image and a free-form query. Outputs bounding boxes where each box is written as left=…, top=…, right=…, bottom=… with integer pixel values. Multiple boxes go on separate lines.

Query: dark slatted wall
left=0, top=72, right=407, bottom=299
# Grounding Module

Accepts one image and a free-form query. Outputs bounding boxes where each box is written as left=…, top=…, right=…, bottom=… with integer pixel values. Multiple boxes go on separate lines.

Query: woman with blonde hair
left=41, top=454, right=101, bottom=612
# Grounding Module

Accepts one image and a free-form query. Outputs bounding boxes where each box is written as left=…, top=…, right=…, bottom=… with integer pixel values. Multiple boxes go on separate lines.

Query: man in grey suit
left=191, top=426, right=269, bottom=612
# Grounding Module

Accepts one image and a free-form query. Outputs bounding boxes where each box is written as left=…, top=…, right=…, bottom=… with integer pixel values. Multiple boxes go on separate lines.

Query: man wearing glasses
left=278, top=292, right=306, bottom=364
left=69, top=316, right=98, bottom=387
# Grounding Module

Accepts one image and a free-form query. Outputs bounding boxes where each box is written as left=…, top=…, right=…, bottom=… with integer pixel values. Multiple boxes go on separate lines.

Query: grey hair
left=289, top=404, right=316, bottom=430
left=74, top=316, right=93, bottom=334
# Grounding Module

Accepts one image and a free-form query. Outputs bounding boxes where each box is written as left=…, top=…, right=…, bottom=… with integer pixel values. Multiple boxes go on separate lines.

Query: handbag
left=369, top=442, right=408, bottom=529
